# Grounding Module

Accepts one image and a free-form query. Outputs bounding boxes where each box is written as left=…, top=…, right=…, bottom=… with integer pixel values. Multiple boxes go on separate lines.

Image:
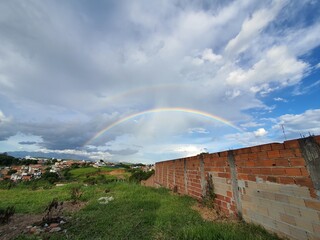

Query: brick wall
left=153, top=136, right=320, bottom=240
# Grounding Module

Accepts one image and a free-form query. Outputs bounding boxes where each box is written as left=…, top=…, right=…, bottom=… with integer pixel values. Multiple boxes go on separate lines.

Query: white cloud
left=274, top=97, right=288, bottom=102
left=275, top=109, right=320, bottom=136
left=240, top=122, right=264, bottom=128
left=254, top=128, right=268, bottom=137
left=226, top=46, right=307, bottom=93
left=225, top=0, right=287, bottom=55
left=188, top=128, right=209, bottom=134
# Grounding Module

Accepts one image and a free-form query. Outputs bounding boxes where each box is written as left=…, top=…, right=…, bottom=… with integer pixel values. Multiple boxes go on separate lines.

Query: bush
left=0, top=206, right=15, bottom=224
left=129, top=169, right=154, bottom=183
left=70, top=187, right=83, bottom=204
left=42, top=172, right=60, bottom=184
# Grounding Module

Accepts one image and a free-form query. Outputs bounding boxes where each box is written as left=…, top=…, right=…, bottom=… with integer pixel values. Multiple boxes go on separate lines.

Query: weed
left=42, top=199, right=64, bottom=224
left=70, top=186, right=83, bottom=204
left=202, top=173, right=216, bottom=208
left=0, top=206, right=15, bottom=224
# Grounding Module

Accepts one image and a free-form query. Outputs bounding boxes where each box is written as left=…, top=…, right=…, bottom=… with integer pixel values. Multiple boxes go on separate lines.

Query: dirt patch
left=191, top=202, right=237, bottom=222
left=108, top=169, right=126, bottom=176
left=191, top=203, right=220, bottom=222
left=0, top=201, right=86, bottom=240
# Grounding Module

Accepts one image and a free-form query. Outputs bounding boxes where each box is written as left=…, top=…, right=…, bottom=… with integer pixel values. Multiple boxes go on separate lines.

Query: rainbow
left=84, top=107, right=243, bottom=146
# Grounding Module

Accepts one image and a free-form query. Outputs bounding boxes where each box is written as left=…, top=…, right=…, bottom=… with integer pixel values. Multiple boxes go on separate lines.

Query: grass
left=7, top=182, right=279, bottom=240
left=0, top=169, right=281, bottom=240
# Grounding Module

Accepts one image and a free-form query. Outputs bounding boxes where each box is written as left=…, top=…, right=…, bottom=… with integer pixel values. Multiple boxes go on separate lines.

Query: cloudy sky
left=0, top=0, right=319, bottom=163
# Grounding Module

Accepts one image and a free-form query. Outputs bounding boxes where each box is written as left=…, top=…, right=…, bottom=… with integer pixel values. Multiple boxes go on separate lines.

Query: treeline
left=0, top=153, right=38, bottom=166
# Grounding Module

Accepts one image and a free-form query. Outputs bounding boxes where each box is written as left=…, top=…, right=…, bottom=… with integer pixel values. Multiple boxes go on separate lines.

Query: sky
left=0, top=0, right=320, bottom=163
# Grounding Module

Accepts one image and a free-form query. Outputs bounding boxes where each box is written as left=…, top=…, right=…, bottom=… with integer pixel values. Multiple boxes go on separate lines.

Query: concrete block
left=288, top=225, right=309, bottom=240
left=300, top=208, right=320, bottom=222
left=295, top=217, right=314, bottom=232
left=288, top=196, right=306, bottom=207
left=275, top=193, right=289, bottom=203
left=307, top=232, right=320, bottom=240
left=275, top=221, right=291, bottom=235
left=305, top=199, right=320, bottom=211
left=284, top=205, right=301, bottom=216
left=313, top=223, right=320, bottom=234
left=279, top=185, right=310, bottom=198
left=280, top=213, right=296, bottom=226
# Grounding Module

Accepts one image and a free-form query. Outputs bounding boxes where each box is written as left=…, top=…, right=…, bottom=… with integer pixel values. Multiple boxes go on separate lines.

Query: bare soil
left=0, top=201, right=86, bottom=240
left=191, top=202, right=238, bottom=222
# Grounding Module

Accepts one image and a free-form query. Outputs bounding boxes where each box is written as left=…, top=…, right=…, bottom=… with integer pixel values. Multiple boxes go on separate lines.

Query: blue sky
left=0, top=0, right=319, bottom=163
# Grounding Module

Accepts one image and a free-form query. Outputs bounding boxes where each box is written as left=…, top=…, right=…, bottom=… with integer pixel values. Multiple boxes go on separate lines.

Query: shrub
left=42, top=172, right=59, bottom=184
left=70, top=187, right=83, bottom=204
left=0, top=206, right=15, bottom=224
left=42, top=199, right=64, bottom=224
left=129, top=169, right=154, bottom=183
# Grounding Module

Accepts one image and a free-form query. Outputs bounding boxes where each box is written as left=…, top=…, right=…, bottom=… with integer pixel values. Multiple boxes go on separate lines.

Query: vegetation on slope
left=0, top=177, right=280, bottom=240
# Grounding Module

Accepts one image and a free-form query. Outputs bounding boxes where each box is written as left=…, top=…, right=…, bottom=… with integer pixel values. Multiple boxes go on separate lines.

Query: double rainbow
left=84, top=107, right=243, bottom=146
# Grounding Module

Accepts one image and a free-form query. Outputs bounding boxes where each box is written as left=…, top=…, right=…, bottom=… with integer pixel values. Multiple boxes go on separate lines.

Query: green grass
left=51, top=183, right=280, bottom=240
left=69, top=166, right=121, bottom=181
left=1, top=177, right=281, bottom=239
left=0, top=182, right=108, bottom=214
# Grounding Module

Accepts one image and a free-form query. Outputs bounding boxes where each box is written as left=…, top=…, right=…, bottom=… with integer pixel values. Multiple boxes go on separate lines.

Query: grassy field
left=0, top=176, right=281, bottom=240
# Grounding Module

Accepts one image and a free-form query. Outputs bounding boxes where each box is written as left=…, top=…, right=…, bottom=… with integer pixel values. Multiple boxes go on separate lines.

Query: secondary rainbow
left=85, top=107, right=243, bottom=146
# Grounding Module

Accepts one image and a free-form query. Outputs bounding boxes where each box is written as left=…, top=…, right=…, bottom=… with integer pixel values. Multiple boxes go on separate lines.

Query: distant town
left=0, top=152, right=154, bottom=182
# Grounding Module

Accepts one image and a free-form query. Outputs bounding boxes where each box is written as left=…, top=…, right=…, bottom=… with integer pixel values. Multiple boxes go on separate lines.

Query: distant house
left=11, top=173, right=22, bottom=182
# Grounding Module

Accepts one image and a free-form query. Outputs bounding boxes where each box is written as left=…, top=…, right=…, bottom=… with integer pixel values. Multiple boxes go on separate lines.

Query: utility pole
left=281, top=124, right=287, bottom=141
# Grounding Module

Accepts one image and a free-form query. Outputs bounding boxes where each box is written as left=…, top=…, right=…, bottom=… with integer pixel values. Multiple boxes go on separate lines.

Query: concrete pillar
left=299, top=136, right=320, bottom=199
left=184, top=159, right=188, bottom=194
left=199, top=154, right=206, bottom=197
left=228, top=150, right=242, bottom=218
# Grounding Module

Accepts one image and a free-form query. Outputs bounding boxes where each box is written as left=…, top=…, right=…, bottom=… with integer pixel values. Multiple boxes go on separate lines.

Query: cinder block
left=313, top=223, right=320, bottom=234
left=279, top=185, right=310, bottom=198
left=305, top=199, right=320, bottom=211
left=284, top=205, right=301, bottom=216
left=280, top=213, right=296, bottom=226
left=307, top=232, right=320, bottom=240
left=288, top=225, right=309, bottom=240
left=275, top=193, right=289, bottom=203
left=288, top=196, right=306, bottom=207
left=300, top=208, right=320, bottom=222
left=275, top=220, right=291, bottom=235
left=295, top=218, right=314, bottom=232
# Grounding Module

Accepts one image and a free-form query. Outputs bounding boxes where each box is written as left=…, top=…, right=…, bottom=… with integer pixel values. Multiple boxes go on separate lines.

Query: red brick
left=290, top=157, right=306, bottom=166
left=280, top=149, right=296, bottom=158
left=285, top=168, right=302, bottom=176
left=261, top=144, right=272, bottom=151
left=248, top=175, right=256, bottom=181
left=227, top=191, right=232, bottom=197
left=278, top=177, right=295, bottom=184
left=300, top=168, right=309, bottom=176
left=272, top=168, right=286, bottom=175
left=251, top=168, right=261, bottom=174
left=284, top=139, right=300, bottom=149
left=275, top=159, right=290, bottom=167
left=267, top=150, right=281, bottom=158
left=260, top=168, right=272, bottom=175
left=248, top=153, right=258, bottom=161
left=314, top=135, right=320, bottom=144
left=271, top=143, right=284, bottom=150
left=251, top=146, right=261, bottom=153
left=219, top=151, right=228, bottom=157
left=257, top=159, right=276, bottom=167
left=294, top=177, right=314, bottom=188
left=257, top=151, right=268, bottom=160
left=245, top=161, right=255, bottom=167
left=267, top=176, right=278, bottom=183
left=305, top=200, right=320, bottom=211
